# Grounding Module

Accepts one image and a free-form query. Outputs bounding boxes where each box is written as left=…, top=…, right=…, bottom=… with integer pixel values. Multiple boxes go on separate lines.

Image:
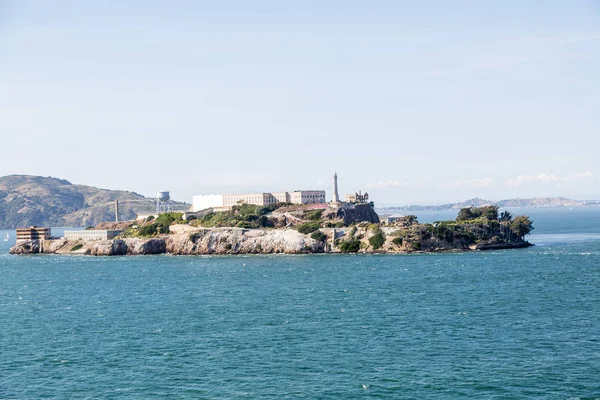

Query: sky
left=0, top=0, right=599, bottom=206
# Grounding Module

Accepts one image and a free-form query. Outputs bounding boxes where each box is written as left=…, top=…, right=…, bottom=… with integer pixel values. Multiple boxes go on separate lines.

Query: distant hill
left=0, top=175, right=189, bottom=229
left=378, top=197, right=600, bottom=214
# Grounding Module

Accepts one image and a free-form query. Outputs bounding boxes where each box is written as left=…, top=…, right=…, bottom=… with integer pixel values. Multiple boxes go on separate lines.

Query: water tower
left=156, top=190, right=172, bottom=214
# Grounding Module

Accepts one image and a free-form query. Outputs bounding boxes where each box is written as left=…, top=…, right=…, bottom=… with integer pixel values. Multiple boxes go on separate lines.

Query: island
left=9, top=203, right=533, bottom=256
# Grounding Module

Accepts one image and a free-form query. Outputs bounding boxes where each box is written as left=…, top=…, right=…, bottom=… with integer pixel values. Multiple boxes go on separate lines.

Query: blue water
left=1, top=209, right=600, bottom=398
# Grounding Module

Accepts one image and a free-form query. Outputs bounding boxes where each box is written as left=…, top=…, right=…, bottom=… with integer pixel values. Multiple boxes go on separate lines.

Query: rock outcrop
left=8, top=224, right=531, bottom=256
left=9, top=228, right=325, bottom=256
left=322, top=204, right=379, bottom=225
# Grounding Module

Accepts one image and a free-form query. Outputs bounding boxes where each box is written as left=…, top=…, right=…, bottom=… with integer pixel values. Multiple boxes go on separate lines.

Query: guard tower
left=156, top=190, right=172, bottom=214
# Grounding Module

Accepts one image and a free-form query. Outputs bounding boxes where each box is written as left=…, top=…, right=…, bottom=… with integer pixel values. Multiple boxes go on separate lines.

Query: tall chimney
left=115, top=199, right=119, bottom=222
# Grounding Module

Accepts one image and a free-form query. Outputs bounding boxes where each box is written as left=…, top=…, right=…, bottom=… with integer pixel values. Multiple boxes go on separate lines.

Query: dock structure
left=16, top=226, right=51, bottom=241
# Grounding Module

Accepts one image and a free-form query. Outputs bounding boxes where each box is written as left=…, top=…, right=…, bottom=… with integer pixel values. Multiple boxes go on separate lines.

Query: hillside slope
left=0, top=175, right=188, bottom=229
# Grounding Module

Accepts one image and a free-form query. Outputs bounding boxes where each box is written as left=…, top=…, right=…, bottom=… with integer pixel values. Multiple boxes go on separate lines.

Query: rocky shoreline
left=9, top=226, right=532, bottom=256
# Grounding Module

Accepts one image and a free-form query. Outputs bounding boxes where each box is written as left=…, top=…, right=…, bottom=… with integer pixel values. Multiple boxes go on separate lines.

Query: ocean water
left=1, top=209, right=600, bottom=399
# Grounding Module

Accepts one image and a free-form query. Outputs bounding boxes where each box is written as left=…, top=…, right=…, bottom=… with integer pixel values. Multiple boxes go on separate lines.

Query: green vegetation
left=400, top=215, right=418, bottom=226
left=510, top=215, right=534, bottom=239
left=305, top=209, right=324, bottom=220
left=194, top=203, right=289, bottom=229
left=429, top=206, right=533, bottom=244
left=392, top=237, right=403, bottom=246
left=428, top=224, right=455, bottom=243
left=126, top=212, right=186, bottom=237
left=145, top=215, right=155, bottom=223
left=70, top=243, right=83, bottom=252
left=410, top=241, right=421, bottom=251
left=368, top=229, right=386, bottom=250
left=138, top=224, right=157, bottom=237
left=155, top=212, right=183, bottom=226
left=457, top=205, right=499, bottom=222
left=311, top=230, right=327, bottom=242
left=296, top=221, right=321, bottom=234
left=339, top=238, right=361, bottom=253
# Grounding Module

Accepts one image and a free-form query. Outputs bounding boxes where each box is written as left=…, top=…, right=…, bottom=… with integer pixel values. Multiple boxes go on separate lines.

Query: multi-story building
left=290, top=190, right=327, bottom=205
left=192, top=190, right=326, bottom=212
left=16, top=226, right=51, bottom=241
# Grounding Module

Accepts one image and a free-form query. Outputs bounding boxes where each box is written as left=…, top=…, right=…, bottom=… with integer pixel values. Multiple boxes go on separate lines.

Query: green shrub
left=145, top=215, right=155, bottom=223
left=369, top=230, right=386, bottom=250
left=390, top=229, right=406, bottom=237
left=410, top=241, right=421, bottom=251
left=305, top=209, right=324, bottom=221
left=255, top=206, right=270, bottom=216
left=138, top=224, right=157, bottom=237
left=339, top=238, right=361, bottom=253
left=155, top=212, right=183, bottom=226
left=392, top=237, right=403, bottom=246
left=296, top=221, right=321, bottom=234
left=70, top=243, right=83, bottom=252
left=368, top=223, right=379, bottom=231
left=311, top=231, right=327, bottom=242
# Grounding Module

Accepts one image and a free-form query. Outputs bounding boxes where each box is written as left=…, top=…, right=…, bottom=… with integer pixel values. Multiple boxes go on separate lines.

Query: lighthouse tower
left=332, top=172, right=340, bottom=203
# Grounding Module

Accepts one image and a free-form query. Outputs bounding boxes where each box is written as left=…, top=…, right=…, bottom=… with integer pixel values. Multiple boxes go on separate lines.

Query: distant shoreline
left=378, top=201, right=600, bottom=214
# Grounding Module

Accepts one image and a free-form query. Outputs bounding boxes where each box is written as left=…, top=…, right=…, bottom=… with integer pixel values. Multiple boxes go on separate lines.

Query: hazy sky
left=1, top=1, right=599, bottom=206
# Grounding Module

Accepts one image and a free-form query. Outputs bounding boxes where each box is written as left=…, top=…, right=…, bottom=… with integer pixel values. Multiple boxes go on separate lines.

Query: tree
left=510, top=215, right=534, bottom=240
left=400, top=215, right=418, bottom=227
left=481, top=206, right=499, bottom=221
left=499, top=210, right=512, bottom=222
left=457, top=207, right=475, bottom=221
left=457, top=206, right=498, bottom=221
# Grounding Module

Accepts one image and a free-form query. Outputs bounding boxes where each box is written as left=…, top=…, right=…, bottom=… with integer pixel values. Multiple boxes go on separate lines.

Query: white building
left=192, top=190, right=326, bottom=212
left=192, top=194, right=224, bottom=212
left=290, top=190, right=326, bottom=205
left=64, top=230, right=123, bottom=241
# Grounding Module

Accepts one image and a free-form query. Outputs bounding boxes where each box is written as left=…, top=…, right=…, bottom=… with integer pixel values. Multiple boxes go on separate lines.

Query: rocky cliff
left=10, top=227, right=324, bottom=256
left=9, top=224, right=531, bottom=256
left=321, top=204, right=379, bottom=225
